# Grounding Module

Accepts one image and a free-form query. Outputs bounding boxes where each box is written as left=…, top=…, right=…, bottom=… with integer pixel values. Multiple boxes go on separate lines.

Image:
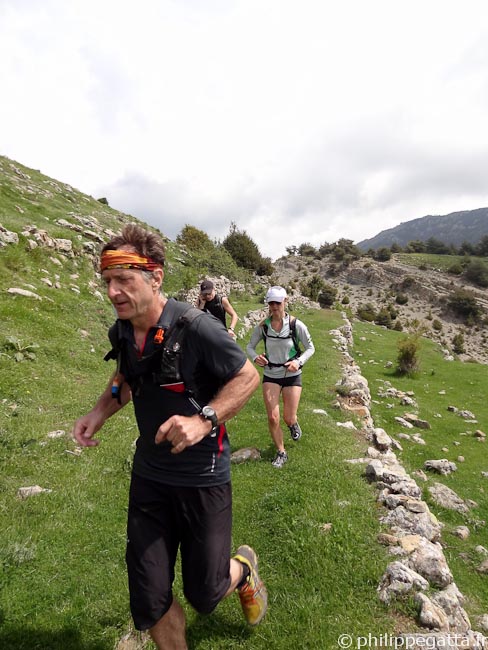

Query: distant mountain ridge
left=357, top=207, right=488, bottom=250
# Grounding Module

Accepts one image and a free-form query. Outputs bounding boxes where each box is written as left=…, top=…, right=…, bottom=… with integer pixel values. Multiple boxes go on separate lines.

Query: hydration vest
left=261, top=315, right=302, bottom=367
left=104, top=302, right=205, bottom=402
left=202, top=293, right=226, bottom=326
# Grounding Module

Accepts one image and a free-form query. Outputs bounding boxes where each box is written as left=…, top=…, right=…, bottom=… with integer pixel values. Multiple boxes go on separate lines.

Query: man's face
left=102, top=267, right=155, bottom=321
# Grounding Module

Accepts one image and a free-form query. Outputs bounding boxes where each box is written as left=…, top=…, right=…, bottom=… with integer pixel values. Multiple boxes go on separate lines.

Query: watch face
left=202, top=406, right=217, bottom=426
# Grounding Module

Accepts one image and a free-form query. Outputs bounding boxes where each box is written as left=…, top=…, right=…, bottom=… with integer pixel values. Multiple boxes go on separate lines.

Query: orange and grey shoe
left=233, top=545, right=268, bottom=626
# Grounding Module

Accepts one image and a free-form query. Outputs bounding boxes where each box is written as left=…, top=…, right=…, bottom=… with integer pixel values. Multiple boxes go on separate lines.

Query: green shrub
left=432, top=319, right=443, bottom=332
left=318, top=283, right=338, bottom=307
left=401, top=276, right=415, bottom=290
left=341, top=295, right=350, bottom=304
left=447, top=289, right=483, bottom=322
left=375, top=307, right=392, bottom=329
left=396, top=334, right=420, bottom=375
left=447, top=262, right=463, bottom=275
left=452, top=333, right=465, bottom=354
left=464, top=260, right=488, bottom=287
left=373, top=247, right=392, bottom=262
left=395, top=293, right=408, bottom=305
left=301, top=274, right=326, bottom=301
left=357, top=303, right=376, bottom=322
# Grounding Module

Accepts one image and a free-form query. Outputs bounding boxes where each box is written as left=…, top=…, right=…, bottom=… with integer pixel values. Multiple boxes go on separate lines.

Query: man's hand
left=72, top=412, right=105, bottom=447
left=155, top=414, right=213, bottom=454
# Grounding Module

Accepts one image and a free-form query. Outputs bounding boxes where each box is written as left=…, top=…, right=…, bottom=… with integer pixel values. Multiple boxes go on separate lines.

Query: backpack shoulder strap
left=288, top=315, right=302, bottom=354
left=104, top=319, right=123, bottom=361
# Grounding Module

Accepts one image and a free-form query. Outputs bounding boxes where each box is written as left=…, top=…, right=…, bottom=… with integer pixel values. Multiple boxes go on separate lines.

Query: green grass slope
left=353, top=322, right=488, bottom=623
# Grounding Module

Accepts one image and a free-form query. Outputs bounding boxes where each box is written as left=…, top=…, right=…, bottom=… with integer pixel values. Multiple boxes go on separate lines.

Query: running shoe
left=289, top=422, right=302, bottom=441
left=271, top=450, right=288, bottom=468
left=233, top=545, right=268, bottom=626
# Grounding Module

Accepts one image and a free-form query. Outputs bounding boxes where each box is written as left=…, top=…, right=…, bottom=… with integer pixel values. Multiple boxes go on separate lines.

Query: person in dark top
left=196, top=279, right=239, bottom=339
left=72, top=224, right=267, bottom=649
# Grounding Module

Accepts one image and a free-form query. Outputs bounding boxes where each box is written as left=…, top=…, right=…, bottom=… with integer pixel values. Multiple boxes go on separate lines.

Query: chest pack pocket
left=154, top=306, right=204, bottom=387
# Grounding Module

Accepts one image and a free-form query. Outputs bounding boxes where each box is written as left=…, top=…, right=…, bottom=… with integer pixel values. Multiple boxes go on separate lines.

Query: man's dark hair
left=102, top=223, right=166, bottom=267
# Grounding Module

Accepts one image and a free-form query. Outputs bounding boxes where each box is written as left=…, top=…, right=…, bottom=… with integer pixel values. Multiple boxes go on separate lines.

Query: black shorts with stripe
left=126, top=472, right=232, bottom=630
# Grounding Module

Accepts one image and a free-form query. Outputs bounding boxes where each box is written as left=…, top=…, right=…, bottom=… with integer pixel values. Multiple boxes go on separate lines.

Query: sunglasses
left=268, top=301, right=283, bottom=306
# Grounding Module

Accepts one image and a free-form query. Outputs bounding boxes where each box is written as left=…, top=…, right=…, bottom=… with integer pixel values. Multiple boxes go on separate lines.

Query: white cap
left=265, top=286, right=287, bottom=303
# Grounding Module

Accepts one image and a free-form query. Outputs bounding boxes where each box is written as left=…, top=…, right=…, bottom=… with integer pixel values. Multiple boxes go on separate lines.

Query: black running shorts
left=126, top=473, right=233, bottom=630
left=262, top=373, right=302, bottom=388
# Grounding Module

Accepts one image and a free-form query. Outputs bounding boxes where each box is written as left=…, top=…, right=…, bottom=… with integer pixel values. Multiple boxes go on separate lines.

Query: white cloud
left=1, top=0, right=488, bottom=258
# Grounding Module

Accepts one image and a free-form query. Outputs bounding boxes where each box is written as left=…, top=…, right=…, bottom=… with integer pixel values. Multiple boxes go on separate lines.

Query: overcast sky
left=2, top=0, right=488, bottom=259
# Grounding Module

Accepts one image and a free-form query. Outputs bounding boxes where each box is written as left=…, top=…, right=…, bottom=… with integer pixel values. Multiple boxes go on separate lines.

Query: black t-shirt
left=203, top=294, right=226, bottom=326
left=112, top=299, right=246, bottom=487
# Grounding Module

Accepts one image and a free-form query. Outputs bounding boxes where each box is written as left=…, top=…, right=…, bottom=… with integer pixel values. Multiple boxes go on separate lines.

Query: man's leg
left=149, top=599, right=187, bottom=650
left=126, top=476, right=181, bottom=643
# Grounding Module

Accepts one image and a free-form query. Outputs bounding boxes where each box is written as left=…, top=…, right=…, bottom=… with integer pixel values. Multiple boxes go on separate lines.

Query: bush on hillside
left=375, top=307, right=392, bottom=329
left=176, top=224, right=212, bottom=251
left=452, top=333, right=465, bottom=354
left=401, top=276, right=416, bottom=290
left=447, top=262, right=463, bottom=275
left=317, top=284, right=337, bottom=307
left=396, top=334, right=421, bottom=375
left=357, top=303, right=376, bottom=322
left=464, top=260, right=488, bottom=288
left=301, top=274, right=326, bottom=302
left=447, top=289, right=482, bottom=322
left=222, top=222, right=271, bottom=276
left=175, top=224, right=248, bottom=282
left=298, top=242, right=317, bottom=257
left=373, top=247, right=392, bottom=262
left=432, top=319, right=443, bottom=332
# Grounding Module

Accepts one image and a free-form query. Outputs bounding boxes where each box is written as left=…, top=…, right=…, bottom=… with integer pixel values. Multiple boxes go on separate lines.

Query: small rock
left=230, top=447, right=261, bottom=464
left=477, top=559, right=488, bottom=574
left=452, top=526, right=470, bottom=540
left=17, top=485, right=52, bottom=499
left=424, top=459, right=457, bottom=475
left=47, top=429, right=66, bottom=438
left=319, top=523, right=333, bottom=534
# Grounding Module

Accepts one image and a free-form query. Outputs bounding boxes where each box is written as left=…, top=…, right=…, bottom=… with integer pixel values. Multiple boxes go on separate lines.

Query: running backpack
left=105, top=302, right=205, bottom=401
left=261, top=315, right=302, bottom=362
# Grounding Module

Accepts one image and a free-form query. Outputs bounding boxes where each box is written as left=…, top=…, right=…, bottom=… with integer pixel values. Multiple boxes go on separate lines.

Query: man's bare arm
left=155, top=360, right=259, bottom=451
left=72, top=374, right=132, bottom=447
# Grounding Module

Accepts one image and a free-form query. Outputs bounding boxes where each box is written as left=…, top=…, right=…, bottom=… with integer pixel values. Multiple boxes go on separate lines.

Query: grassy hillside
left=2, top=155, right=488, bottom=648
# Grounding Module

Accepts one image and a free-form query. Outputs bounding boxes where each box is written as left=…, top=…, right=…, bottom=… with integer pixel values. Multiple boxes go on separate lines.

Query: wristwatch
left=201, top=405, right=219, bottom=430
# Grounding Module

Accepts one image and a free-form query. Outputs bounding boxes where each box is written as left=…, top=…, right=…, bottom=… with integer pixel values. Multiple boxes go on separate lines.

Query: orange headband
left=100, top=250, right=162, bottom=272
